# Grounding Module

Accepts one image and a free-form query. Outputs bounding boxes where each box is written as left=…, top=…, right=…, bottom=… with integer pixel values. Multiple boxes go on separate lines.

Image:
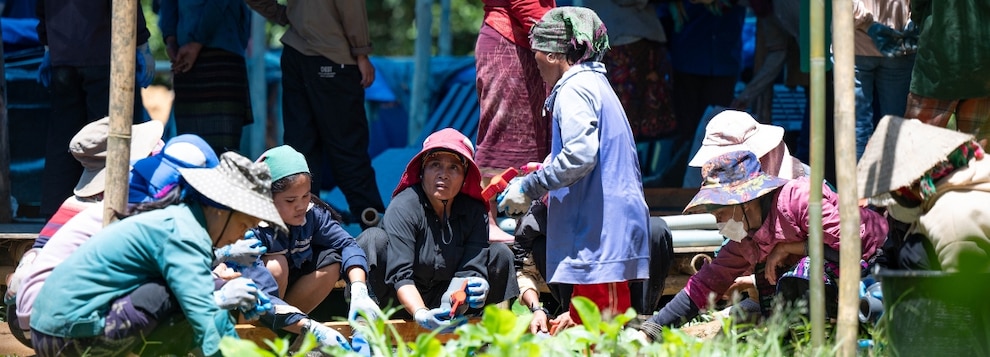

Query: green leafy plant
left=221, top=297, right=881, bottom=357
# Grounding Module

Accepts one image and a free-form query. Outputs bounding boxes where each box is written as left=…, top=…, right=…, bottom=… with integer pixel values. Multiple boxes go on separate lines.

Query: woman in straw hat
left=637, top=150, right=887, bottom=342
left=498, top=6, right=651, bottom=327
left=28, top=152, right=296, bottom=356
left=858, top=116, right=990, bottom=273
left=358, top=128, right=518, bottom=333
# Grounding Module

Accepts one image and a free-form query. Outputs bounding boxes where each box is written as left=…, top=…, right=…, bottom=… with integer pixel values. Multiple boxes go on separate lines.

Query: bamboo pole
left=831, top=0, right=860, bottom=355
left=409, top=0, right=433, bottom=144
left=807, top=0, right=827, bottom=348
left=0, top=19, right=11, bottom=223
left=104, top=0, right=138, bottom=226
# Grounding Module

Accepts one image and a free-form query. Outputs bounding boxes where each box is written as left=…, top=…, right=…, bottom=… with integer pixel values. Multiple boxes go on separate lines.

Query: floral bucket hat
left=683, top=150, right=790, bottom=214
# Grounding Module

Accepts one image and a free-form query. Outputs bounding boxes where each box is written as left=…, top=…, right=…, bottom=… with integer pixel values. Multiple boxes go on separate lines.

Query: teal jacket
left=30, top=203, right=237, bottom=356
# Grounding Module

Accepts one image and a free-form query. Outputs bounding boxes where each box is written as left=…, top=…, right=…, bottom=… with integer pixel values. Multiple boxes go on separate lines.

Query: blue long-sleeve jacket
left=158, top=0, right=250, bottom=56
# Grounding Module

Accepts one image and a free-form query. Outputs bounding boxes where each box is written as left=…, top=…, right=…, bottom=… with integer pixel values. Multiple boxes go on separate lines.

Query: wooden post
left=244, top=11, right=269, bottom=159
left=831, top=0, right=860, bottom=355
left=409, top=0, right=433, bottom=144
left=807, top=0, right=827, bottom=348
left=0, top=18, right=12, bottom=223
left=104, top=0, right=138, bottom=226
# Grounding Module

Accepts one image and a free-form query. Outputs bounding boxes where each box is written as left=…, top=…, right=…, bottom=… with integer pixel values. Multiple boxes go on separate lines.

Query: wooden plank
left=644, top=188, right=698, bottom=216
left=236, top=318, right=472, bottom=346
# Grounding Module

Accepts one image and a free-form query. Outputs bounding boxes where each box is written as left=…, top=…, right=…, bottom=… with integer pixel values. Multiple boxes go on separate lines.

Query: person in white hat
left=28, top=152, right=299, bottom=356
left=4, top=117, right=165, bottom=320
left=859, top=116, right=990, bottom=272
left=687, top=109, right=808, bottom=183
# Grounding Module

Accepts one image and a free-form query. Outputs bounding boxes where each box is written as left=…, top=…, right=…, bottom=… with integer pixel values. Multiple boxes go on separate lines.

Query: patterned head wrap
left=529, top=7, right=610, bottom=63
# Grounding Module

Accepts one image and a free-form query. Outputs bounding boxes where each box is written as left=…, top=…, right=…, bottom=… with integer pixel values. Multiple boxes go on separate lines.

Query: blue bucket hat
left=683, top=150, right=789, bottom=214
left=129, top=134, right=219, bottom=203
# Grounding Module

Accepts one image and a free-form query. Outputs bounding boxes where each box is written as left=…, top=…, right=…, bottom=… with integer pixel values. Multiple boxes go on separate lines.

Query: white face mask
left=717, top=207, right=749, bottom=242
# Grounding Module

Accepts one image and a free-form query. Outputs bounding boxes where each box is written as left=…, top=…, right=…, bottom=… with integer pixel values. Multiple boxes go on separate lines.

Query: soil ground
left=0, top=322, right=34, bottom=356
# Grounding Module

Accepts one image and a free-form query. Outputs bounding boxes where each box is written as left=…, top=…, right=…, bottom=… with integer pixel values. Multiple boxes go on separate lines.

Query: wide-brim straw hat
left=684, top=150, right=789, bottom=214
left=688, top=110, right=785, bottom=167
left=71, top=117, right=166, bottom=197
left=179, top=151, right=287, bottom=232
left=857, top=115, right=974, bottom=199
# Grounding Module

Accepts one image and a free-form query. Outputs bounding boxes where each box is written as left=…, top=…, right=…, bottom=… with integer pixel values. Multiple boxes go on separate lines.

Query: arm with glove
left=498, top=88, right=600, bottom=215
left=213, top=230, right=268, bottom=268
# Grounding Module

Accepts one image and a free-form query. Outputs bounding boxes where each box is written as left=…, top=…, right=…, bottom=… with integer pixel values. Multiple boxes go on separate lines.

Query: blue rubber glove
left=351, top=330, right=372, bottom=357
left=414, top=307, right=463, bottom=333
left=213, top=277, right=259, bottom=310
left=497, top=177, right=531, bottom=216
left=348, top=281, right=383, bottom=322
left=240, top=289, right=273, bottom=321
left=214, top=231, right=267, bottom=268
left=867, top=23, right=903, bottom=58
left=303, top=318, right=352, bottom=350
left=37, top=47, right=51, bottom=88
left=465, top=277, right=490, bottom=309
left=136, top=43, right=155, bottom=88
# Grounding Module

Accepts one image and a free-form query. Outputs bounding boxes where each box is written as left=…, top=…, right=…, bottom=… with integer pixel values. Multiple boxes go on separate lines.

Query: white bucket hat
left=688, top=110, right=785, bottom=167
left=70, top=117, right=165, bottom=197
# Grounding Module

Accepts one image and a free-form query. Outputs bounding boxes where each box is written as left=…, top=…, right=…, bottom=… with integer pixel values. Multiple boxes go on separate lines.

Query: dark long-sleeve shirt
left=383, top=186, right=490, bottom=297
left=36, top=0, right=150, bottom=66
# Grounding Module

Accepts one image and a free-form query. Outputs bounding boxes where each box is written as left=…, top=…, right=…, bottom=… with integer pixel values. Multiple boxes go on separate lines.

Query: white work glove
left=497, top=177, right=531, bottom=216
left=213, top=277, right=259, bottom=310
left=303, top=318, right=352, bottom=350
left=348, top=281, right=383, bottom=322
left=5, top=248, right=40, bottom=305
left=213, top=231, right=267, bottom=268
left=465, top=277, right=490, bottom=309
left=136, top=43, right=155, bottom=88
left=414, top=307, right=462, bottom=333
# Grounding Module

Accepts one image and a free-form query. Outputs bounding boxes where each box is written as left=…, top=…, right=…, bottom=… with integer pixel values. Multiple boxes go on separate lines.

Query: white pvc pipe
left=660, top=214, right=717, bottom=230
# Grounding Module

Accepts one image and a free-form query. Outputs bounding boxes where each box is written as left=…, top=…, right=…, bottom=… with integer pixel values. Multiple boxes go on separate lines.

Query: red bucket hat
left=393, top=128, right=484, bottom=202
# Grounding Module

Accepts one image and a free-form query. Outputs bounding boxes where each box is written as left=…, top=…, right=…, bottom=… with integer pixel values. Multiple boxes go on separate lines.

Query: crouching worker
left=637, top=150, right=887, bottom=342
left=358, top=128, right=518, bottom=332
left=858, top=116, right=990, bottom=272
left=29, top=152, right=287, bottom=357
left=251, top=145, right=383, bottom=322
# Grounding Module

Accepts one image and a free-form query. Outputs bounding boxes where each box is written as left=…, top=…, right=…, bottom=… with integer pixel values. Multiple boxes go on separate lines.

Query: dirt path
left=0, top=322, right=34, bottom=356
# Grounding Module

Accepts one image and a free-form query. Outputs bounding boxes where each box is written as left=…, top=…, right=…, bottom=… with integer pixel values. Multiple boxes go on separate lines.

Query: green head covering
left=258, top=145, right=310, bottom=182
left=529, top=6, right=610, bottom=63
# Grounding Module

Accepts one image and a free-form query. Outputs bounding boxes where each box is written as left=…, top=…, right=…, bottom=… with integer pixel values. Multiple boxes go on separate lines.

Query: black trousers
left=40, top=65, right=144, bottom=217
left=280, top=46, right=385, bottom=219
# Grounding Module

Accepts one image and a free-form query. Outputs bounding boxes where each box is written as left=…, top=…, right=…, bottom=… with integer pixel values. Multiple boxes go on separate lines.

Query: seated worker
left=358, top=128, right=518, bottom=332
left=637, top=150, right=888, bottom=342
left=685, top=109, right=814, bottom=318
left=858, top=116, right=990, bottom=272
left=251, top=145, right=383, bottom=320
left=5, top=116, right=165, bottom=305
left=14, top=135, right=220, bottom=338
left=29, top=152, right=290, bottom=357
left=512, top=199, right=675, bottom=334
